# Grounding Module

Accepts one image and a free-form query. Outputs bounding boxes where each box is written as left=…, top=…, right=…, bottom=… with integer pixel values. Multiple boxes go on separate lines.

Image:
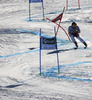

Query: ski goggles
left=72, top=24, right=77, bottom=26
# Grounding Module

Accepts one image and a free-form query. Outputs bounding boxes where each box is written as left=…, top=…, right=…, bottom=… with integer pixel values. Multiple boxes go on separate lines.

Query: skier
left=68, top=22, right=87, bottom=49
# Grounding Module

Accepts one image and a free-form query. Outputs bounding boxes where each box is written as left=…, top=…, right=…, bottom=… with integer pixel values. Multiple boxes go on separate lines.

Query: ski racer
left=68, top=22, right=87, bottom=49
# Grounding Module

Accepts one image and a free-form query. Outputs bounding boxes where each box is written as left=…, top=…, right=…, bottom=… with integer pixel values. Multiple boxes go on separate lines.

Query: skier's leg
left=74, top=41, right=78, bottom=49
left=70, top=35, right=78, bottom=48
left=83, top=42, right=87, bottom=48
left=76, top=36, right=87, bottom=48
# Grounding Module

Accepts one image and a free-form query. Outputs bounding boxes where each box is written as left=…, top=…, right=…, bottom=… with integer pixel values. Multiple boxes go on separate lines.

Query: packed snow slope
left=0, top=0, right=92, bottom=100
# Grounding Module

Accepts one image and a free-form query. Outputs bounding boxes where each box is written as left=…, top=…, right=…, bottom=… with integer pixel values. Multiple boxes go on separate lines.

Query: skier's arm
left=68, top=26, right=72, bottom=35
left=68, top=26, right=74, bottom=35
left=76, top=26, right=80, bottom=33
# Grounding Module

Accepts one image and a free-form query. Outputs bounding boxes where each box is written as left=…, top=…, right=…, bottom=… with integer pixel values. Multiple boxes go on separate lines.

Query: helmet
left=72, top=22, right=77, bottom=26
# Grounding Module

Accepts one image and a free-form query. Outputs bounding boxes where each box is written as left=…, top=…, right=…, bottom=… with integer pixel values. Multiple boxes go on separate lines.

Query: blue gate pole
left=42, top=0, right=45, bottom=20
left=29, top=0, right=31, bottom=21
left=40, top=28, right=42, bottom=75
left=54, top=27, right=60, bottom=73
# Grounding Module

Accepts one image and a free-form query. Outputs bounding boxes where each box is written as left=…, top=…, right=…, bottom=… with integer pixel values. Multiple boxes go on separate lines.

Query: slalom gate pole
left=66, top=0, right=68, bottom=10
left=42, top=0, right=45, bottom=20
left=54, top=22, right=71, bottom=41
left=78, top=0, right=80, bottom=9
left=29, top=0, right=31, bottom=21
left=39, top=28, right=42, bottom=75
left=56, top=16, right=62, bottom=36
left=46, top=18, right=71, bottom=42
left=56, top=7, right=65, bottom=36
left=54, top=27, right=60, bottom=74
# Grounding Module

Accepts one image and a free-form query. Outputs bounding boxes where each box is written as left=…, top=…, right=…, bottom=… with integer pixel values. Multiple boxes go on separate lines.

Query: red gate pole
left=78, top=0, right=80, bottom=9
left=66, top=0, right=68, bottom=10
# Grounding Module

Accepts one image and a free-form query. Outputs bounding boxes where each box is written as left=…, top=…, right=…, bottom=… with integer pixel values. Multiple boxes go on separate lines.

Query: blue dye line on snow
left=1, top=29, right=92, bottom=82
left=42, top=61, right=92, bottom=82
left=25, top=10, right=62, bottom=22
left=0, top=49, right=39, bottom=58
left=25, top=6, right=92, bottom=23
left=60, top=61, right=92, bottom=68
left=0, top=29, right=66, bottom=58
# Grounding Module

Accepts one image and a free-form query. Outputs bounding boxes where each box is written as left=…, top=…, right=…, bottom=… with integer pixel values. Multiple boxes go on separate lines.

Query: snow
left=0, top=0, right=92, bottom=100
